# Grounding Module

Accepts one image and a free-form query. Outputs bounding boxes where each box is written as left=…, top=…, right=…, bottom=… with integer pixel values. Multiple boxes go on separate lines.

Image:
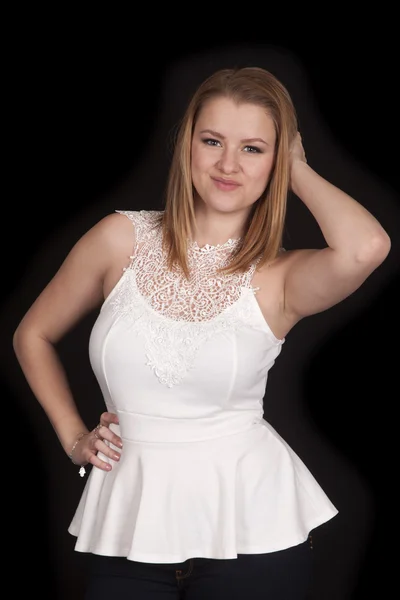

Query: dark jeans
left=84, top=538, right=314, bottom=599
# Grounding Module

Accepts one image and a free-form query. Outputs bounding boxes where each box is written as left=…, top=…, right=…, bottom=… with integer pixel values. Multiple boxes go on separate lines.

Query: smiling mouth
left=211, top=177, right=241, bottom=190
left=212, top=177, right=240, bottom=185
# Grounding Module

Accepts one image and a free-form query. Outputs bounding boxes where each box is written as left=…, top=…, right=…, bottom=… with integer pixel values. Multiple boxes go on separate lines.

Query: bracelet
left=68, top=432, right=90, bottom=476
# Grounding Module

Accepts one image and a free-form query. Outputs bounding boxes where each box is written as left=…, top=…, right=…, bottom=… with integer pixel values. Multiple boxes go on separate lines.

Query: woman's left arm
left=282, top=133, right=391, bottom=320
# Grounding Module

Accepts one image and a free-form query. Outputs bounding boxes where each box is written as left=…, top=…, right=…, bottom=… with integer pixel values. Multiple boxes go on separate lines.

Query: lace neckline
left=189, top=237, right=241, bottom=253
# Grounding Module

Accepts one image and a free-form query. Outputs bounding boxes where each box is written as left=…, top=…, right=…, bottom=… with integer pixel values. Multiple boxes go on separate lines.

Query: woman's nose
left=216, top=148, right=240, bottom=174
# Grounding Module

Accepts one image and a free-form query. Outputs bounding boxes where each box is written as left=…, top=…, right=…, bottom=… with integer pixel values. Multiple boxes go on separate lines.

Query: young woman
left=12, top=66, right=391, bottom=599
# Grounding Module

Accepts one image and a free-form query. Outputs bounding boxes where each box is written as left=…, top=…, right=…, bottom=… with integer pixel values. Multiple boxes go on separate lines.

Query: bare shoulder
left=84, top=212, right=136, bottom=262
left=92, top=211, right=136, bottom=244
left=91, top=212, right=139, bottom=299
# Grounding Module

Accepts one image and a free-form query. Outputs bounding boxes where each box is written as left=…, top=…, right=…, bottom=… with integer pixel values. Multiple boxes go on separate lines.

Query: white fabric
left=68, top=209, right=338, bottom=563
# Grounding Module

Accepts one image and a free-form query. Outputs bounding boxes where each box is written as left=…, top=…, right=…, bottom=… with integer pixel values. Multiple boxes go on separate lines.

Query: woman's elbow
left=12, top=320, right=37, bottom=357
left=356, top=231, right=391, bottom=267
left=13, top=323, right=26, bottom=357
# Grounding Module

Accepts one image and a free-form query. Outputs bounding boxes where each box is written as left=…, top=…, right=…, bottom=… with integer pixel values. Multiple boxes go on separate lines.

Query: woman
left=12, top=67, right=391, bottom=599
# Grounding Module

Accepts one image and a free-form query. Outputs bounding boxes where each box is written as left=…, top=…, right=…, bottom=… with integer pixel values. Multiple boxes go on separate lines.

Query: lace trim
left=116, top=209, right=161, bottom=259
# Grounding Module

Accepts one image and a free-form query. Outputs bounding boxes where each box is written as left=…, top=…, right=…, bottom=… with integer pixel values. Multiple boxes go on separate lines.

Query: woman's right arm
left=12, top=212, right=133, bottom=470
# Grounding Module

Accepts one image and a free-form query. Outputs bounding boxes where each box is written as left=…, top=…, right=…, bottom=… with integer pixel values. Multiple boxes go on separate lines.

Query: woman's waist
left=113, top=409, right=262, bottom=443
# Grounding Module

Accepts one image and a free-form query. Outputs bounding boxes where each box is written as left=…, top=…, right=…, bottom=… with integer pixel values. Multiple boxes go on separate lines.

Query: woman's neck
left=192, top=203, right=248, bottom=248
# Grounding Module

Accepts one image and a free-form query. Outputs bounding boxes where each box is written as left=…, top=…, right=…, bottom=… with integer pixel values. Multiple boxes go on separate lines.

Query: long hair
left=160, top=66, right=298, bottom=278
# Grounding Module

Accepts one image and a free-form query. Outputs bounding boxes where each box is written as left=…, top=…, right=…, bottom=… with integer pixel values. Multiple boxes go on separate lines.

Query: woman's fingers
left=90, top=437, right=121, bottom=471
left=94, top=425, right=123, bottom=453
left=87, top=411, right=123, bottom=471
left=96, top=412, right=123, bottom=449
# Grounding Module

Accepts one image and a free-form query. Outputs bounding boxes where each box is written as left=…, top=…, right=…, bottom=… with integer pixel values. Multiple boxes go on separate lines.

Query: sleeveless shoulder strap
left=115, top=209, right=162, bottom=246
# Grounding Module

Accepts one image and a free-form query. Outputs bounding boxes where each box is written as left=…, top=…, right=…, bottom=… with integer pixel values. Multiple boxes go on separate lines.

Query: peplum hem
left=68, top=420, right=338, bottom=563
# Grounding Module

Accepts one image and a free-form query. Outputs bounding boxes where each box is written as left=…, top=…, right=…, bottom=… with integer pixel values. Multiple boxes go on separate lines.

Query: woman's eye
left=243, top=145, right=261, bottom=153
left=203, top=138, right=221, bottom=147
left=201, top=139, right=261, bottom=153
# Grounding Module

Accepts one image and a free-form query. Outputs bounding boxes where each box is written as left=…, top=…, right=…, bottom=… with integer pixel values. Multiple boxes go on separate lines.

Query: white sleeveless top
left=68, top=209, right=338, bottom=563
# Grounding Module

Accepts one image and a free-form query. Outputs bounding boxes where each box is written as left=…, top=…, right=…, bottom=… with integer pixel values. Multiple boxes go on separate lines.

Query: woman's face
left=191, top=96, right=276, bottom=216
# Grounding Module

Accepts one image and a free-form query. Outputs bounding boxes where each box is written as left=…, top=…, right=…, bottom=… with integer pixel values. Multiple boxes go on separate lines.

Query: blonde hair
left=160, top=66, right=298, bottom=277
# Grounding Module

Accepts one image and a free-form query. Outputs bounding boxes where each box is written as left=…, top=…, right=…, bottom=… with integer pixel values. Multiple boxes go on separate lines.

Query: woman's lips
left=212, top=177, right=241, bottom=191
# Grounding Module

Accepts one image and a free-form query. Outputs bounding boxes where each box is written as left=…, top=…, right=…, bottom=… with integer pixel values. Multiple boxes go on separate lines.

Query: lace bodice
left=116, top=209, right=259, bottom=322
left=105, top=210, right=266, bottom=388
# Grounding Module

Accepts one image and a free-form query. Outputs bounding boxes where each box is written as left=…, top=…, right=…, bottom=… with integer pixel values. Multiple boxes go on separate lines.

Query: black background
left=2, top=14, right=399, bottom=600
